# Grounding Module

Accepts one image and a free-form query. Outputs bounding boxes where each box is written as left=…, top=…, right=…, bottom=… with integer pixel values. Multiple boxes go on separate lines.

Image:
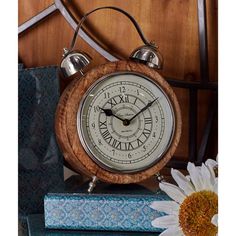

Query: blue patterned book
left=19, top=65, right=64, bottom=217
left=44, top=184, right=169, bottom=233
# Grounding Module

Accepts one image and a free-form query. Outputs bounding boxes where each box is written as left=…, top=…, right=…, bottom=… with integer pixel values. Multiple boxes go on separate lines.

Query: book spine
left=44, top=194, right=168, bottom=232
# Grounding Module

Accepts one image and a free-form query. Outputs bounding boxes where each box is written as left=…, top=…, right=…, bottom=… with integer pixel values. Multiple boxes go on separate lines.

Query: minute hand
left=128, top=98, right=158, bottom=122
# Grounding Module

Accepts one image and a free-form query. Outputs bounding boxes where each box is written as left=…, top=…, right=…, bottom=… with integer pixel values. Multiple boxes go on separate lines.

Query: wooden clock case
left=55, top=60, right=182, bottom=184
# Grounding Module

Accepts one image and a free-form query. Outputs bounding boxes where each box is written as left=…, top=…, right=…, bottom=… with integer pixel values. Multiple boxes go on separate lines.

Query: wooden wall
left=18, top=0, right=218, bottom=166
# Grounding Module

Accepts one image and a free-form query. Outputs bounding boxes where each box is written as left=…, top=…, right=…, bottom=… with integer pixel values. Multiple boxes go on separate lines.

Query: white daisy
left=211, top=214, right=218, bottom=227
left=150, top=159, right=218, bottom=236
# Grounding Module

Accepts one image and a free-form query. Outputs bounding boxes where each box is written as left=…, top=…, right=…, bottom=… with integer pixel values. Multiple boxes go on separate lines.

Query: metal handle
left=68, top=6, right=154, bottom=55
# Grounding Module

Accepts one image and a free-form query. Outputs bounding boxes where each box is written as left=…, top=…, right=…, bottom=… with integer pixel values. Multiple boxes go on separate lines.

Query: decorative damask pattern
left=45, top=192, right=170, bottom=232
left=19, top=65, right=64, bottom=217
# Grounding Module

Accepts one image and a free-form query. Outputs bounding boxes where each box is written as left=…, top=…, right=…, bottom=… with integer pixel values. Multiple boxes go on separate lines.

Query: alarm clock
left=55, top=6, right=182, bottom=192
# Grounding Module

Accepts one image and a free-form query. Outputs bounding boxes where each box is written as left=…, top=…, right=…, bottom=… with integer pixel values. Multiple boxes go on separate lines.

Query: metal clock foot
left=88, top=176, right=98, bottom=193
left=155, top=172, right=164, bottom=183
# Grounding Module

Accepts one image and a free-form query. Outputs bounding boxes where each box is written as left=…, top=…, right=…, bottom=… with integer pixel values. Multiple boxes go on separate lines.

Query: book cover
left=44, top=183, right=169, bottom=233
left=19, top=66, right=64, bottom=217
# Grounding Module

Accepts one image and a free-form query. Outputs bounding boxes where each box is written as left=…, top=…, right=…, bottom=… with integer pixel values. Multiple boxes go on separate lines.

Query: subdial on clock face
left=78, top=73, right=174, bottom=172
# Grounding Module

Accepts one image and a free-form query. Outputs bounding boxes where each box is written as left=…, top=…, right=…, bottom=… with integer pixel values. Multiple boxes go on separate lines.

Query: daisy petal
left=205, top=159, right=218, bottom=168
left=213, top=178, right=218, bottom=194
left=171, top=168, right=195, bottom=195
left=211, top=214, right=218, bottom=227
left=150, top=201, right=180, bottom=215
left=159, top=182, right=186, bottom=204
left=159, top=226, right=183, bottom=236
left=205, top=159, right=218, bottom=184
left=151, top=215, right=178, bottom=228
left=187, top=162, right=204, bottom=191
left=201, top=164, right=214, bottom=191
left=186, top=175, right=191, bottom=181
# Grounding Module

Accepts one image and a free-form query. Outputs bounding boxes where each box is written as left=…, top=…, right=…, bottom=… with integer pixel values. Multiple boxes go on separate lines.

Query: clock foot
left=155, top=172, right=164, bottom=183
left=88, top=176, right=98, bottom=193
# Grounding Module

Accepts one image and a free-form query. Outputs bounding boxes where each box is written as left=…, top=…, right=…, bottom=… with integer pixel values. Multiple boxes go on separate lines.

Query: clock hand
left=128, top=97, right=159, bottom=123
left=99, top=107, right=127, bottom=123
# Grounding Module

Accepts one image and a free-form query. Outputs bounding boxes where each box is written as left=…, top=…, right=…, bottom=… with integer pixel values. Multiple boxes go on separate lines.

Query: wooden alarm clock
left=55, top=7, right=182, bottom=192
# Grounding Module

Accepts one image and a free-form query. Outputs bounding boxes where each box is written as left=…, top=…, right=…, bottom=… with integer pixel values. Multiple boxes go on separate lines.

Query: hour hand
left=99, top=107, right=113, bottom=117
left=99, top=107, right=125, bottom=122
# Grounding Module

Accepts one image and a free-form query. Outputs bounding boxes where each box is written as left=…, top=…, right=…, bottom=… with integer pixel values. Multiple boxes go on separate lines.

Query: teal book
left=44, top=183, right=169, bottom=233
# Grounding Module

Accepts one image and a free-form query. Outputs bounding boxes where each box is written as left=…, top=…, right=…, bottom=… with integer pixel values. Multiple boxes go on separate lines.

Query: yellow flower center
left=179, top=191, right=218, bottom=236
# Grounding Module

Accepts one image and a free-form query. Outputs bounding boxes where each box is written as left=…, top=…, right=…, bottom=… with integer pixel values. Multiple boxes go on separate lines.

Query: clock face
left=78, top=72, right=175, bottom=173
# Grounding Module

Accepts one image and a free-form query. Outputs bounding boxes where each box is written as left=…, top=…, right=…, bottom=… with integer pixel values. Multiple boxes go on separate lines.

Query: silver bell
left=130, top=44, right=163, bottom=69
left=60, top=48, right=91, bottom=78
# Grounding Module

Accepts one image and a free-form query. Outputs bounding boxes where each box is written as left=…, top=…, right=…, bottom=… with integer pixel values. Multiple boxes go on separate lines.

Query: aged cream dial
left=78, top=72, right=175, bottom=173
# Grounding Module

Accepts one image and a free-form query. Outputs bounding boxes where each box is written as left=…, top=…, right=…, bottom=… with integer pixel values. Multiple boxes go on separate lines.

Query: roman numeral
left=101, top=129, right=113, bottom=144
left=144, top=117, right=152, bottom=125
left=111, top=139, right=117, bottom=147
left=137, top=138, right=144, bottom=146
left=110, top=139, right=121, bottom=150
left=99, top=120, right=107, bottom=130
left=106, top=136, right=113, bottom=144
left=128, top=142, right=134, bottom=150
left=143, top=128, right=151, bottom=138
left=133, top=97, right=138, bottom=105
left=118, top=95, right=130, bottom=103
left=115, top=141, right=122, bottom=150
left=124, top=142, right=134, bottom=151
left=124, top=95, right=129, bottom=103
left=107, top=97, right=117, bottom=107
left=101, top=129, right=111, bottom=140
left=118, top=95, right=124, bottom=103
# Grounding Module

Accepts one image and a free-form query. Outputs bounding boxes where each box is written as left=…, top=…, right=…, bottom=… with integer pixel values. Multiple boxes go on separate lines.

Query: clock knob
left=60, top=48, right=91, bottom=78
left=130, top=43, right=163, bottom=69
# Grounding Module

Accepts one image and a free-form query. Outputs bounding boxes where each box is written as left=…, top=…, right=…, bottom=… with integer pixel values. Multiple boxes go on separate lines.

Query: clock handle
left=61, top=6, right=163, bottom=78
left=68, top=6, right=153, bottom=54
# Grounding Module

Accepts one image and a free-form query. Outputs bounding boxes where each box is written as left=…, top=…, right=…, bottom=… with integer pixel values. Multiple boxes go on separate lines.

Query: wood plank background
left=18, top=0, right=218, bottom=168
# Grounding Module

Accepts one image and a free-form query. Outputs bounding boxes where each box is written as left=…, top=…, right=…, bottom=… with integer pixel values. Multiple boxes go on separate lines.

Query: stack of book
left=42, top=178, right=169, bottom=234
